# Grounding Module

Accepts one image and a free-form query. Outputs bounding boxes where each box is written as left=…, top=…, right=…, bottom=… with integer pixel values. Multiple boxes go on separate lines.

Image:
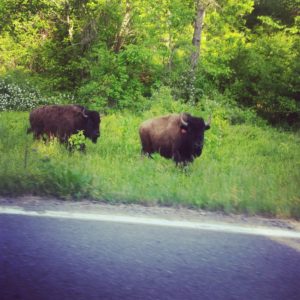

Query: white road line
left=1, top=206, right=300, bottom=239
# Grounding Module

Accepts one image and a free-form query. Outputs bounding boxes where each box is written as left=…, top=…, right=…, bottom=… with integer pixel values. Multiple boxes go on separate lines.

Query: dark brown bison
left=27, top=105, right=100, bottom=146
left=139, top=113, right=211, bottom=164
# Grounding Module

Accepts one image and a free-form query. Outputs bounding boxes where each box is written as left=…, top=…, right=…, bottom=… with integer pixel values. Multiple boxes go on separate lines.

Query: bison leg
left=172, top=147, right=183, bottom=164
left=141, top=149, right=154, bottom=159
left=34, top=131, right=44, bottom=141
left=173, top=149, right=194, bottom=167
left=139, top=132, right=154, bottom=159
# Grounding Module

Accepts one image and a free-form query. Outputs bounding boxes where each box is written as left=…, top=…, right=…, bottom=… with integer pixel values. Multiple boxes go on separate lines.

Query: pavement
left=1, top=196, right=300, bottom=300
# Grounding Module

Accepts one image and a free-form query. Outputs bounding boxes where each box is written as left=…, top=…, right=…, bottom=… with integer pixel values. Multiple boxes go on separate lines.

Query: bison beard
left=139, top=113, right=210, bottom=164
left=27, top=105, right=100, bottom=149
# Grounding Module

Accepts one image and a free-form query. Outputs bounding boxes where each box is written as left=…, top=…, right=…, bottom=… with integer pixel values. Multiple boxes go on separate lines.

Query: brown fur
left=139, top=113, right=210, bottom=164
left=28, top=105, right=100, bottom=144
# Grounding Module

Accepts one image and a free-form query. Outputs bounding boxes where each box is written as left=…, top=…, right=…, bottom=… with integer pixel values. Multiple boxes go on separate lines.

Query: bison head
left=79, top=107, right=101, bottom=143
left=180, top=113, right=211, bottom=158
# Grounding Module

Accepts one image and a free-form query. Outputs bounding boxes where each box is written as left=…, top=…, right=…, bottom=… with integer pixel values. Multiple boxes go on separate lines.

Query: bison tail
left=27, top=127, right=32, bottom=134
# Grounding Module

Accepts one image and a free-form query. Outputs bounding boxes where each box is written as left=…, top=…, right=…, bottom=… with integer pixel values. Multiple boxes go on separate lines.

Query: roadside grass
left=0, top=105, right=299, bottom=219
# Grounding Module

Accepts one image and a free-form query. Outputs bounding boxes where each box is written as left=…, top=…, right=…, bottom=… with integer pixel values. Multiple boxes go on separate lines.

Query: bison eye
left=181, top=128, right=187, bottom=134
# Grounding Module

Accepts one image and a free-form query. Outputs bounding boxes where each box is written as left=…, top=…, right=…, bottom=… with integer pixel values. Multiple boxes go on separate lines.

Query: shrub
left=0, top=76, right=75, bottom=111
left=0, top=78, right=41, bottom=111
left=77, top=45, right=159, bottom=112
left=68, top=130, right=86, bottom=151
left=229, top=27, right=299, bottom=125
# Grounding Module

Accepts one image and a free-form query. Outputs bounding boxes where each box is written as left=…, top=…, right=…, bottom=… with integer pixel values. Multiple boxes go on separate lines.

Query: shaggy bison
left=27, top=105, right=100, bottom=146
left=139, top=113, right=211, bottom=164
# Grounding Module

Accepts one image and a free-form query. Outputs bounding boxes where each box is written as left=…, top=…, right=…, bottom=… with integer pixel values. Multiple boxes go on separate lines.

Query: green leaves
left=68, top=130, right=86, bottom=151
left=0, top=0, right=299, bottom=125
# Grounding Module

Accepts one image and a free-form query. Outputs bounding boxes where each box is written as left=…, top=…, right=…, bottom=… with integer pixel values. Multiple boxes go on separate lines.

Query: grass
left=0, top=103, right=299, bottom=219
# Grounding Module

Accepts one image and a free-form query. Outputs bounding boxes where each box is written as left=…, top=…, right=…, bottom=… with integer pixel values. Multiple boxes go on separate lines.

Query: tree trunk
left=113, top=0, right=131, bottom=53
left=190, top=1, right=205, bottom=70
left=167, top=7, right=173, bottom=73
left=65, top=0, right=73, bottom=42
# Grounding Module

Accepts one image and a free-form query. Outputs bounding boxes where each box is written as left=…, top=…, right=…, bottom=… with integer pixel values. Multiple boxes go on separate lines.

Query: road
left=1, top=204, right=300, bottom=300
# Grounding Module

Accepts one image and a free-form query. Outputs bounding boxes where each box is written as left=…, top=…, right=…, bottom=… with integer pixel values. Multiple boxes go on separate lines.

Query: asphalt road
left=1, top=211, right=300, bottom=300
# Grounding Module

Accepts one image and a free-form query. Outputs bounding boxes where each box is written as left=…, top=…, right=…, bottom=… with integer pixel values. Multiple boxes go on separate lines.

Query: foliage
left=246, top=0, right=300, bottom=27
left=0, top=78, right=40, bottom=111
left=77, top=46, right=155, bottom=111
left=0, top=75, right=75, bottom=111
left=230, top=21, right=300, bottom=125
left=68, top=130, right=86, bottom=151
left=0, top=0, right=299, bottom=125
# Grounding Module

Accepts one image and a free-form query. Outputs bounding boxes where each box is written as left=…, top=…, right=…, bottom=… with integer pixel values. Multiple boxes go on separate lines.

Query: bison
left=139, top=113, right=211, bottom=164
left=27, top=104, right=100, bottom=147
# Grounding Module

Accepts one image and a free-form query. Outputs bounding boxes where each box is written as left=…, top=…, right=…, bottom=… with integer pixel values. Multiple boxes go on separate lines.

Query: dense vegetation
left=0, top=0, right=299, bottom=123
left=0, top=1, right=299, bottom=217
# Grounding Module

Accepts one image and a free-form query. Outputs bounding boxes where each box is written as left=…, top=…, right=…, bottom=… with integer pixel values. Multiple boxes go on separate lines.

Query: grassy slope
left=0, top=108, right=299, bottom=219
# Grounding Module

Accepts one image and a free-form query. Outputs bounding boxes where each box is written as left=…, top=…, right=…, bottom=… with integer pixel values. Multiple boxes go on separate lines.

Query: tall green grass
left=0, top=100, right=299, bottom=218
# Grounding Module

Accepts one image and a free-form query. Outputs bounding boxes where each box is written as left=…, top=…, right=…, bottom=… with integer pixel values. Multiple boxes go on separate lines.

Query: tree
left=113, top=0, right=132, bottom=53
left=183, top=0, right=220, bottom=102
left=190, top=1, right=205, bottom=71
left=190, top=0, right=219, bottom=70
left=246, top=0, right=300, bottom=28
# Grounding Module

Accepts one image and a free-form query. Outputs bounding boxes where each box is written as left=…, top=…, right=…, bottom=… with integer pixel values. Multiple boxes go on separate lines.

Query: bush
left=0, top=78, right=41, bottom=111
left=229, top=28, right=299, bottom=125
left=77, top=45, right=159, bottom=112
left=0, top=75, right=75, bottom=111
left=68, top=130, right=86, bottom=151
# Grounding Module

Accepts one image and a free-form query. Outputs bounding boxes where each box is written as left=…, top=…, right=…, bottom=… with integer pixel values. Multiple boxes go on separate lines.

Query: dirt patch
left=0, top=195, right=299, bottom=231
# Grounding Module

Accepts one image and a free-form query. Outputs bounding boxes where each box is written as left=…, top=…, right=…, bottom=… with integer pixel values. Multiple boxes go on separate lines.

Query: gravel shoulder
left=1, top=196, right=300, bottom=232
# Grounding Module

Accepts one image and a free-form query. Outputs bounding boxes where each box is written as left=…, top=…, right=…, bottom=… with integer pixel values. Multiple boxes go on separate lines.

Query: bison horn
left=205, top=115, right=212, bottom=129
left=205, top=115, right=211, bottom=126
left=82, top=108, right=88, bottom=118
left=180, top=114, right=188, bottom=126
